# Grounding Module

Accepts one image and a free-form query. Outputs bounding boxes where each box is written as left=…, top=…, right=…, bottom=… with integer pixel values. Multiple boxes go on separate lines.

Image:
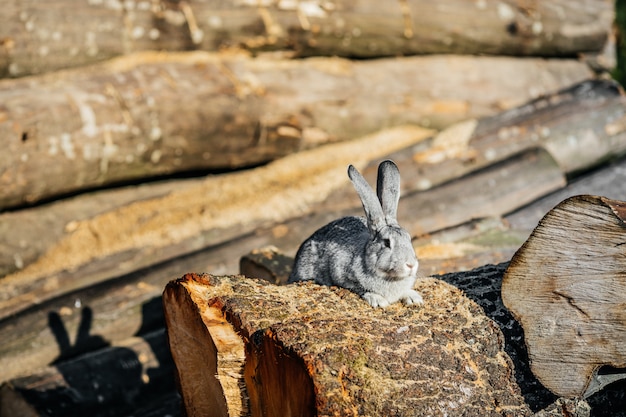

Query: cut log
left=163, top=273, right=531, bottom=416
left=502, top=195, right=626, bottom=398
left=0, top=50, right=592, bottom=209
left=0, top=329, right=177, bottom=417
left=0, top=0, right=612, bottom=77
left=399, top=148, right=565, bottom=237
left=239, top=246, right=292, bottom=285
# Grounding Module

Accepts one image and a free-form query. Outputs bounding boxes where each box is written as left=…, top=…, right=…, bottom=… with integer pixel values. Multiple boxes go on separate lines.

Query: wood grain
left=502, top=195, right=626, bottom=398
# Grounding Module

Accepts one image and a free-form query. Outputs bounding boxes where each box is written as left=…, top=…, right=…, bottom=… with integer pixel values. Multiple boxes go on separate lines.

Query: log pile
left=0, top=0, right=625, bottom=415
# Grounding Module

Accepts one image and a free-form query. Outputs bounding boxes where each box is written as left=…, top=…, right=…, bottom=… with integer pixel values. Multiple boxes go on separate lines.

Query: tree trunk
left=502, top=195, right=626, bottom=398
left=398, top=79, right=626, bottom=195
left=163, top=272, right=531, bottom=417
left=0, top=0, right=612, bottom=78
left=0, top=50, right=592, bottom=209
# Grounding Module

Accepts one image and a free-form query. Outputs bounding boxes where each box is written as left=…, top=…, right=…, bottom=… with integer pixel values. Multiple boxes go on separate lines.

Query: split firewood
left=0, top=50, right=592, bottom=209
left=163, top=272, right=531, bottom=416
left=0, top=0, right=612, bottom=78
left=502, top=195, right=626, bottom=398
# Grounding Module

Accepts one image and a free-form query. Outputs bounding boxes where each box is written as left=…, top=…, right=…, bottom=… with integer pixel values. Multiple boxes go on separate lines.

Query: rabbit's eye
left=383, top=238, right=392, bottom=248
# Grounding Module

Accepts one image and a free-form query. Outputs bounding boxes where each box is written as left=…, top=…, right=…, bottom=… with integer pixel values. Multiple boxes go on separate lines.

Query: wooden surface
left=163, top=272, right=531, bottom=416
left=395, top=79, right=626, bottom=194
left=0, top=0, right=612, bottom=77
left=502, top=195, right=626, bottom=398
left=0, top=1, right=621, bottom=414
left=0, top=51, right=592, bottom=209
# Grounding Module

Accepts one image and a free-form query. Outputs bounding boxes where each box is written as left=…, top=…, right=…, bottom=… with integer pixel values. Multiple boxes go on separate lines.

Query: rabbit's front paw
left=401, top=290, right=424, bottom=306
left=363, top=292, right=390, bottom=308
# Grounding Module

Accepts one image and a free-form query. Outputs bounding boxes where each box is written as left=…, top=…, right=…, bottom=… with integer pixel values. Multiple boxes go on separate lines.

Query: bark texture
left=0, top=51, right=592, bottom=209
left=0, top=0, right=612, bottom=77
left=163, top=273, right=531, bottom=417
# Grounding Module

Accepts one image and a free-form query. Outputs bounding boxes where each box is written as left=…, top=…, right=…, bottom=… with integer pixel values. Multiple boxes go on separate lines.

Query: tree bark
left=502, top=195, right=626, bottom=398
left=0, top=0, right=612, bottom=78
left=163, top=272, right=531, bottom=417
left=0, top=50, right=592, bottom=209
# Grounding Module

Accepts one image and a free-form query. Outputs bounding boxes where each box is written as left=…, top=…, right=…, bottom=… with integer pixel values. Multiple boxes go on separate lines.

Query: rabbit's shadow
left=17, top=299, right=177, bottom=416
left=48, top=306, right=108, bottom=364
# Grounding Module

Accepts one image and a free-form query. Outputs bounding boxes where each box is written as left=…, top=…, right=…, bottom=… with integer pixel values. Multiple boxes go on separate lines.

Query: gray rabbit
left=288, top=160, right=422, bottom=308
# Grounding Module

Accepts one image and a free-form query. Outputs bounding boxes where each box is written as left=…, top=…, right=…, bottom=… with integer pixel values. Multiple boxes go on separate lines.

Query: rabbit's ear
left=348, top=164, right=385, bottom=230
left=376, top=160, right=401, bottom=224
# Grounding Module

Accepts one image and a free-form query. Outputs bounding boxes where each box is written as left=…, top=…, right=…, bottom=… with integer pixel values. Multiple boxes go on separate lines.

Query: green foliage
left=614, top=0, right=626, bottom=86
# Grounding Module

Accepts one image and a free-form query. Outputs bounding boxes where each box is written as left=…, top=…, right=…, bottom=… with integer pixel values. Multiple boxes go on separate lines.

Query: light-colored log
left=0, top=51, right=592, bottom=209
left=502, top=195, right=626, bottom=398
left=0, top=0, right=612, bottom=77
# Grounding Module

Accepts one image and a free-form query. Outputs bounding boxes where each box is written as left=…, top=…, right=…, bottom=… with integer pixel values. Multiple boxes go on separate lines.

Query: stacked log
left=0, top=52, right=592, bottom=209
left=2, top=79, right=626, bottom=321
left=1, top=0, right=613, bottom=77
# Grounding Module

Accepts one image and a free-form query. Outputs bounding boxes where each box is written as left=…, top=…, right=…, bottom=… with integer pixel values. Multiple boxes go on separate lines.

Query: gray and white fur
left=288, top=160, right=422, bottom=308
